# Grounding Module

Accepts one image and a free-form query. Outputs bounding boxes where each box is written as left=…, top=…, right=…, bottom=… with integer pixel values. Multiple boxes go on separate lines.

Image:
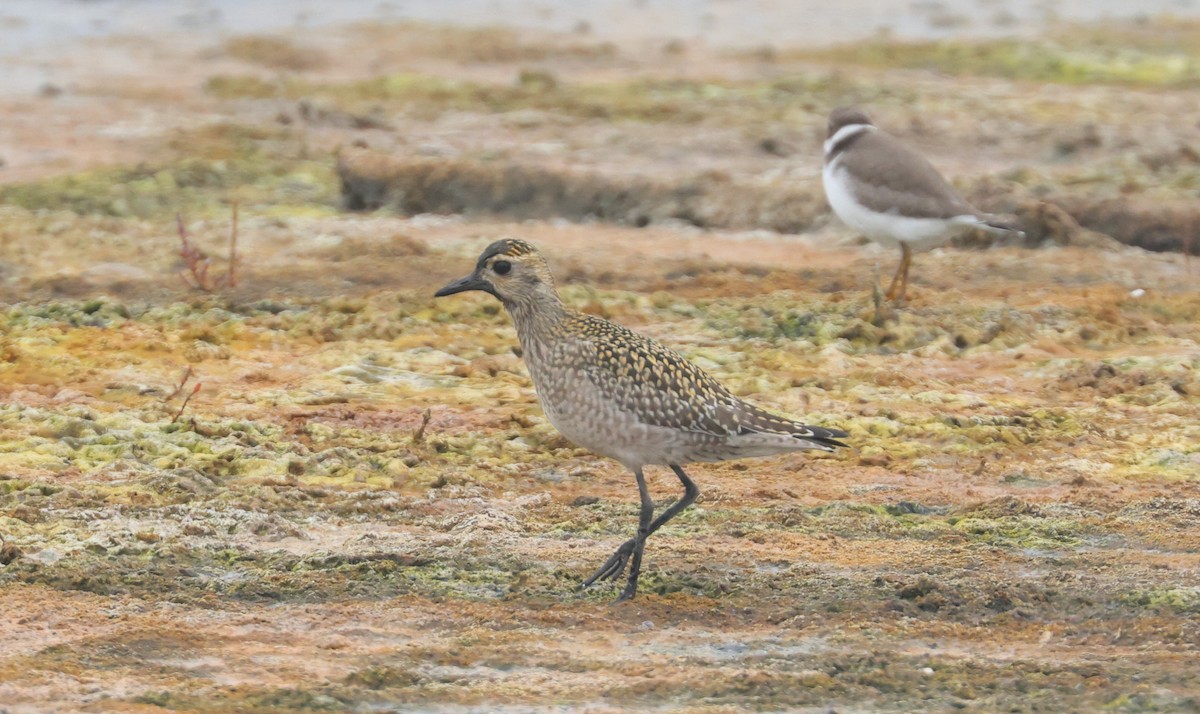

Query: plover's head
left=824, top=106, right=878, bottom=162
left=827, top=106, right=874, bottom=139
left=434, top=238, right=557, bottom=305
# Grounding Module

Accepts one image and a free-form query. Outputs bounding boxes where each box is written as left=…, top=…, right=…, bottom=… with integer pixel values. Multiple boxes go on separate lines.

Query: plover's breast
left=527, top=356, right=703, bottom=468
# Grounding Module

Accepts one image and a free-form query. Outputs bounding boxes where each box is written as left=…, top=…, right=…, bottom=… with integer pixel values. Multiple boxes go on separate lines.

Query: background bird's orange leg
left=884, top=247, right=906, bottom=300
left=897, top=243, right=912, bottom=302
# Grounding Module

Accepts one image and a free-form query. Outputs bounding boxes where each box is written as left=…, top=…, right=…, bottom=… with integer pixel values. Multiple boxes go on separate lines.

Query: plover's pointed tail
left=730, top=402, right=850, bottom=452
left=975, top=215, right=1025, bottom=239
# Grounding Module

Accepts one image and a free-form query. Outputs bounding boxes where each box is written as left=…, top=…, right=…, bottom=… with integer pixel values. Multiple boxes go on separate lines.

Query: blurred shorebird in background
left=822, top=106, right=1024, bottom=302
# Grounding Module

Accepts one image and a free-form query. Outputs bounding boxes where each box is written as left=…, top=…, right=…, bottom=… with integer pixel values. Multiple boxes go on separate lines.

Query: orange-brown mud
left=0, top=16, right=1198, bottom=714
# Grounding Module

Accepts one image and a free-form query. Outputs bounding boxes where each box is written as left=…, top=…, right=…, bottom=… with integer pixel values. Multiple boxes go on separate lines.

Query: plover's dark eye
left=493, top=260, right=511, bottom=275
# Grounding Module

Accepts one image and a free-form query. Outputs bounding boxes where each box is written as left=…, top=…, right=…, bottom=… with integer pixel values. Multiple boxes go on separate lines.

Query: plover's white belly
left=823, top=163, right=974, bottom=252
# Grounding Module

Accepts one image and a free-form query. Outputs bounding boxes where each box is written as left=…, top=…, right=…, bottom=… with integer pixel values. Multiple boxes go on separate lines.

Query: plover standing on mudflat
left=822, top=106, right=1023, bottom=302
left=435, top=239, right=848, bottom=602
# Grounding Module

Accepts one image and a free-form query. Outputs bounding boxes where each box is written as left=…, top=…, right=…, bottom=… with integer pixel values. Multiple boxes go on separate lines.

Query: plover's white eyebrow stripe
left=823, top=123, right=874, bottom=159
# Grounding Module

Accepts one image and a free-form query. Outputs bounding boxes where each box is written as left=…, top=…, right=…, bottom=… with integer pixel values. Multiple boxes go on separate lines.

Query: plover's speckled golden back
left=435, top=239, right=848, bottom=601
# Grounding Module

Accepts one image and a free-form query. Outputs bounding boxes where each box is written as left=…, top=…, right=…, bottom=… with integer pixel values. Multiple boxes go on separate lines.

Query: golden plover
left=822, top=106, right=1023, bottom=302
left=435, top=239, right=848, bottom=602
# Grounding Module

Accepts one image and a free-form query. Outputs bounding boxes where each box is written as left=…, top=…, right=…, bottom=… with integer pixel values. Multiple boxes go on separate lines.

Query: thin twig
left=1184, top=212, right=1194, bottom=279
left=172, top=383, right=202, bottom=423
left=165, top=366, right=194, bottom=400
left=177, top=206, right=239, bottom=291
left=227, top=202, right=239, bottom=288
left=177, top=213, right=214, bottom=292
left=412, top=408, right=432, bottom=444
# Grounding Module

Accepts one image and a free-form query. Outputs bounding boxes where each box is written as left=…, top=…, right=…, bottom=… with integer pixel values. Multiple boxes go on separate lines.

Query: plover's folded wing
left=834, top=130, right=977, bottom=220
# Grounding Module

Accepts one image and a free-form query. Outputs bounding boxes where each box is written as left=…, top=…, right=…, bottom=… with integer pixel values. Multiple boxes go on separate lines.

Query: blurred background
left=7, top=0, right=1200, bottom=52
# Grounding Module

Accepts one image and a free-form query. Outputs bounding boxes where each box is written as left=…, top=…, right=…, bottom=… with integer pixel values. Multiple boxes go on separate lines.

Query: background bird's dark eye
left=493, top=260, right=511, bottom=275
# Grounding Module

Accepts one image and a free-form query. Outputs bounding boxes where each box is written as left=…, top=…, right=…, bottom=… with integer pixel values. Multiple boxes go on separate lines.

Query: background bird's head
left=827, top=106, right=874, bottom=139
left=434, top=238, right=558, bottom=306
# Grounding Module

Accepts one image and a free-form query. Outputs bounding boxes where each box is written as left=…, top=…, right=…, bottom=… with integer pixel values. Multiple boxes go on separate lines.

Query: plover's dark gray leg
left=584, top=465, right=699, bottom=591
left=614, top=467, right=655, bottom=602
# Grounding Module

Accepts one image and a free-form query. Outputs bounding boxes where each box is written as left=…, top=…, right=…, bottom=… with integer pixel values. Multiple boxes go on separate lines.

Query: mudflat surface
left=1, top=9, right=1199, bottom=714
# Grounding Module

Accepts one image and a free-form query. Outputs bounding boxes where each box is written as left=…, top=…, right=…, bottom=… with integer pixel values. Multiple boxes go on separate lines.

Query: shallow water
left=3, top=0, right=1200, bottom=53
